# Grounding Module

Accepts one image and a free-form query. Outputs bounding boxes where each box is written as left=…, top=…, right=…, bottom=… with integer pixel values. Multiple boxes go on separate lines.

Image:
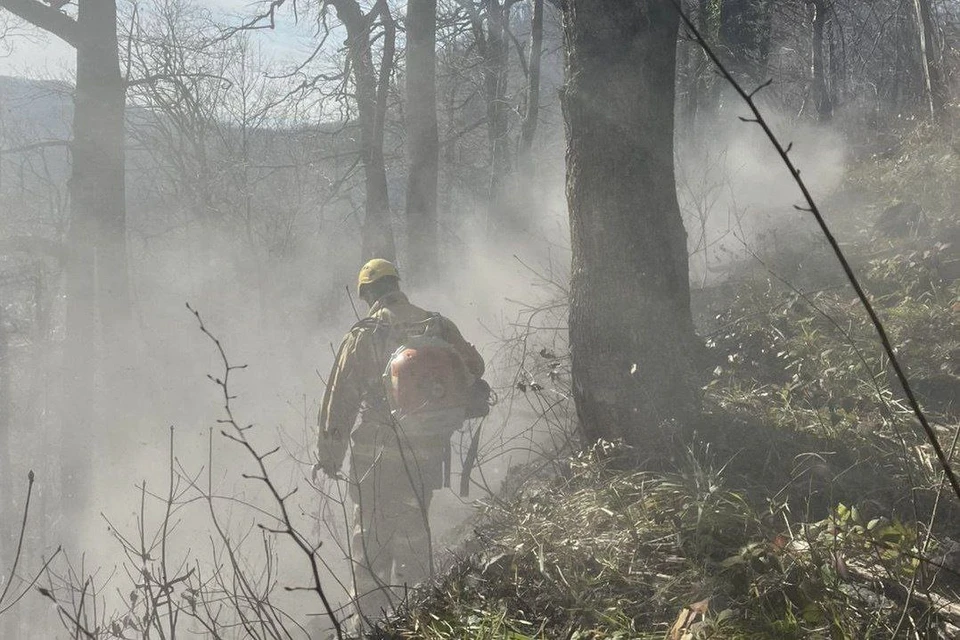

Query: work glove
left=314, top=428, right=347, bottom=482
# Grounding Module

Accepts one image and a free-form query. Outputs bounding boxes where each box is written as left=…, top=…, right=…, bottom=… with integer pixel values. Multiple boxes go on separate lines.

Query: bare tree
left=231, top=0, right=400, bottom=262
left=0, top=0, right=131, bottom=528
left=517, top=0, right=543, bottom=164
left=455, top=0, right=518, bottom=236
left=561, top=0, right=701, bottom=451
left=329, top=0, right=398, bottom=261
left=123, top=0, right=346, bottom=331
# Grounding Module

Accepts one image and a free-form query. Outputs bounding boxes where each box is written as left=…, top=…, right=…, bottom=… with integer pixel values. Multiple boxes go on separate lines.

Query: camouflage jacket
left=316, top=291, right=484, bottom=473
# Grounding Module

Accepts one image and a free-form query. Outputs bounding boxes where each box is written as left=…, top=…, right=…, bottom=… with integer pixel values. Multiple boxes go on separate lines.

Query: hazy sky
left=0, top=0, right=316, bottom=77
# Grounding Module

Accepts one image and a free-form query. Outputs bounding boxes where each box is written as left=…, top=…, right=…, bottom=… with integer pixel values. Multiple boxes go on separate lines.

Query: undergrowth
left=374, top=442, right=954, bottom=639
left=705, top=224, right=960, bottom=504
left=373, top=126, right=960, bottom=639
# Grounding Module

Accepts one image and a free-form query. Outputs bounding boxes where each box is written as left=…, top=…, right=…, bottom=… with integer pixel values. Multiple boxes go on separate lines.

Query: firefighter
left=314, top=258, right=484, bottom=627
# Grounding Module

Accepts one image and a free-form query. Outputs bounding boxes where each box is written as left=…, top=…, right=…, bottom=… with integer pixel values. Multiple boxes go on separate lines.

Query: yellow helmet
left=357, top=258, right=400, bottom=295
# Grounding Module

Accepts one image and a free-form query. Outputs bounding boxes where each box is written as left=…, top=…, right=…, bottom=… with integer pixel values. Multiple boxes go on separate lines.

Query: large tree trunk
left=828, top=16, right=842, bottom=112
left=62, top=0, right=129, bottom=528
left=561, top=0, right=701, bottom=452
left=60, top=221, right=97, bottom=532
left=679, top=24, right=697, bottom=131
left=405, top=0, right=440, bottom=285
left=83, top=0, right=130, bottom=336
left=360, top=3, right=397, bottom=262
left=0, top=0, right=129, bottom=542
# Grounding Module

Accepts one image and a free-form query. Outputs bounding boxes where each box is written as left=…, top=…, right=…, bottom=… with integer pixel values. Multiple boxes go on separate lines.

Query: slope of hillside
left=370, top=127, right=960, bottom=640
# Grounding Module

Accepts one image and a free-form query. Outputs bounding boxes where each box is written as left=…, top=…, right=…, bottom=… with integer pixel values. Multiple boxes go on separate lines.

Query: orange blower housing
left=384, top=337, right=469, bottom=418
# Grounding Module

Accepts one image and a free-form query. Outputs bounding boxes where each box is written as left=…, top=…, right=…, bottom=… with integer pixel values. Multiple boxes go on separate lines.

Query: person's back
left=314, top=259, right=484, bottom=630
left=370, top=289, right=484, bottom=381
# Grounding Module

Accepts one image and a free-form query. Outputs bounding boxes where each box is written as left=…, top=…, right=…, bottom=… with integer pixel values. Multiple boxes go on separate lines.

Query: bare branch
left=0, top=139, right=71, bottom=155
left=0, top=0, right=78, bottom=46
left=187, top=303, right=345, bottom=639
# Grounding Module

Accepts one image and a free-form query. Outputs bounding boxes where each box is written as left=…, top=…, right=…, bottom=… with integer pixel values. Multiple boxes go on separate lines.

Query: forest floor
left=367, top=124, right=960, bottom=639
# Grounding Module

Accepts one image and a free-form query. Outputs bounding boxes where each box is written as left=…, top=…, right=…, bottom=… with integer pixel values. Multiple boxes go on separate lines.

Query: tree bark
left=679, top=23, right=697, bottom=131
left=0, top=0, right=78, bottom=46
left=0, top=0, right=130, bottom=528
left=480, top=0, right=513, bottom=237
left=561, top=0, right=701, bottom=452
left=691, top=0, right=718, bottom=125
left=61, top=222, right=97, bottom=530
left=404, top=0, right=440, bottom=285
left=518, top=0, right=543, bottom=163
left=0, top=303, right=9, bottom=536
left=59, top=0, right=130, bottom=526
left=332, top=0, right=398, bottom=262
left=828, top=15, right=842, bottom=111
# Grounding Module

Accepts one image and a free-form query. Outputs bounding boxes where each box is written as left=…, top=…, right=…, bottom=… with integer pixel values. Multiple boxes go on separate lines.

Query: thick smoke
left=0, top=10, right=859, bottom=638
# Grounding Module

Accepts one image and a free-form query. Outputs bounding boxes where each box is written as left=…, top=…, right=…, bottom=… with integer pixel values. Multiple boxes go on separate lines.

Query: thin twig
left=346, top=285, right=361, bottom=321
left=0, top=470, right=35, bottom=607
left=0, top=471, right=63, bottom=617
left=186, top=303, right=344, bottom=640
left=36, top=586, right=97, bottom=640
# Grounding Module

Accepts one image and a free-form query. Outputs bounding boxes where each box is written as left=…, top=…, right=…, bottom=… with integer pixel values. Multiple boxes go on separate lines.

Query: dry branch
left=187, top=302, right=345, bottom=640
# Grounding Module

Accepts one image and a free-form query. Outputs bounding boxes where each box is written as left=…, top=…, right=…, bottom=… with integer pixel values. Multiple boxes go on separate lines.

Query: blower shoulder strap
left=348, top=316, right=381, bottom=333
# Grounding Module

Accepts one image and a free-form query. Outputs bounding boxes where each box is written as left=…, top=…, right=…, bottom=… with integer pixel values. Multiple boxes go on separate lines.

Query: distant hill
left=0, top=75, right=73, bottom=140
left=2, top=74, right=355, bottom=153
